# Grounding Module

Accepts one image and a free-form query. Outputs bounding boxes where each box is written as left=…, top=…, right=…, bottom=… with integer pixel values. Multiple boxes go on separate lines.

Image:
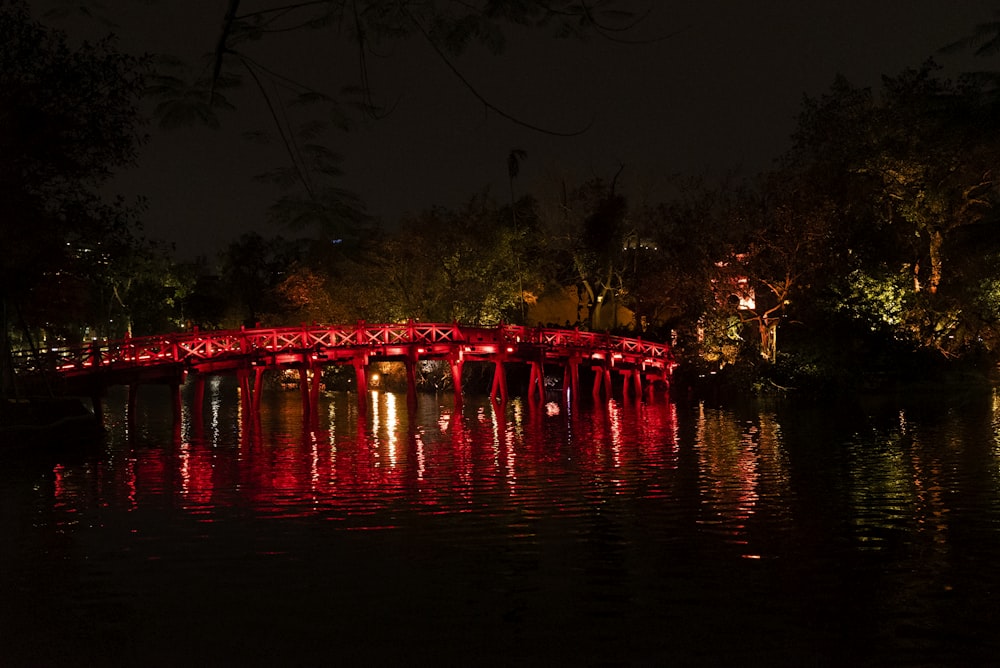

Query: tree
left=348, top=194, right=531, bottom=324
left=730, top=173, right=842, bottom=363
left=134, top=0, right=645, bottom=241
left=539, top=172, right=634, bottom=331
left=93, top=236, right=191, bottom=338
left=773, top=63, right=1000, bottom=363
left=631, top=175, right=739, bottom=340
left=866, top=64, right=1000, bottom=296
left=217, top=233, right=304, bottom=327
left=1, top=1, right=147, bottom=392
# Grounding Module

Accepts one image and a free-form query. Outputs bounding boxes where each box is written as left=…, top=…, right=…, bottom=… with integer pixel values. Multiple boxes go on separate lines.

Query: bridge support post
left=632, top=368, right=643, bottom=399
left=308, top=365, right=321, bottom=424
left=253, top=366, right=265, bottom=414
left=299, top=361, right=322, bottom=423
left=592, top=364, right=612, bottom=401
left=450, top=354, right=464, bottom=407
left=353, top=354, right=368, bottom=414
left=564, top=357, right=580, bottom=403
left=192, top=375, right=205, bottom=423
left=187, top=374, right=205, bottom=438
left=490, top=360, right=508, bottom=404
left=644, top=371, right=663, bottom=401
left=240, top=368, right=254, bottom=418
left=591, top=366, right=603, bottom=400
left=527, top=359, right=544, bottom=402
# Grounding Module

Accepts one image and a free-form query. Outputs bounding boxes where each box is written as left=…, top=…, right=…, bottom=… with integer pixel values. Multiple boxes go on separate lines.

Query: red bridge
left=14, top=322, right=674, bottom=421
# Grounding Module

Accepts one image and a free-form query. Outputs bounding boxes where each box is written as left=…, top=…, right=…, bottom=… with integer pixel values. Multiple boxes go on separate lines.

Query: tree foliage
left=1, top=1, right=147, bottom=392
left=0, top=2, right=147, bottom=299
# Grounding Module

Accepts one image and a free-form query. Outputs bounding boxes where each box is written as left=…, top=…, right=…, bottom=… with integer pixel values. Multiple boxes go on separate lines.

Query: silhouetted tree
left=1, top=1, right=147, bottom=392
left=45, top=1, right=644, bottom=244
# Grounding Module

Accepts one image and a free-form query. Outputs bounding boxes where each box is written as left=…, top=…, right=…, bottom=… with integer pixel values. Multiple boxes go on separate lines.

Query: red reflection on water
left=178, top=441, right=215, bottom=509
left=48, top=392, right=682, bottom=521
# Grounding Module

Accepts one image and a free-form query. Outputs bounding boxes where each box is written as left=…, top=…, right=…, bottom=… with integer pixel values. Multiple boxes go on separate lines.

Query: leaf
left=296, top=119, right=329, bottom=141
left=242, top=129, right=271, bottom=145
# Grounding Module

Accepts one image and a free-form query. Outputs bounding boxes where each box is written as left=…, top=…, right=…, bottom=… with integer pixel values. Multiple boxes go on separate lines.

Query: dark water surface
left=2, top=381, right=999, bottom=666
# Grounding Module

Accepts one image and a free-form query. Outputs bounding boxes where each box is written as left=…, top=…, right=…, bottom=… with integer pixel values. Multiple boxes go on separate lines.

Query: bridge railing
left=12, top=322, right=672, bottom=377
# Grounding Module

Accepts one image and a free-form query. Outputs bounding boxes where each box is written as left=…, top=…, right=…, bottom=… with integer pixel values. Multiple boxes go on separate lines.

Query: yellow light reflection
left=416, top=431, right=426, bottom=480
left=179, top=440, right=191, bottom=496
left=209, top=376, right=222, bottom=444
left=692, top=402, right=791, bottom=559
left=609, top=399, right=622, bottom=471
left=386, top=392, right=398, bottom=467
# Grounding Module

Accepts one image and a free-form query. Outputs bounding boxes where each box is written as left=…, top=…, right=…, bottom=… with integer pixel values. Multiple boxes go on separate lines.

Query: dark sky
left=41, top=1, right=999, bottom=259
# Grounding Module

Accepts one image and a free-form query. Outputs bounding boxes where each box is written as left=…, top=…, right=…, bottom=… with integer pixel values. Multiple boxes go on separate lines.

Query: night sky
left=39, top=1, right=999, bottom=259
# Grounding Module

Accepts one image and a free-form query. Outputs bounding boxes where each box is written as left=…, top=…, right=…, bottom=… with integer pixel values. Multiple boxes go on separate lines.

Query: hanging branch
left=401, top=6, right=594, bottom=137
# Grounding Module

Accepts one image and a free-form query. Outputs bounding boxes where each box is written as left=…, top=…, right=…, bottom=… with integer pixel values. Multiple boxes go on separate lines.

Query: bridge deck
left=12, top=322, right=675, bottom=416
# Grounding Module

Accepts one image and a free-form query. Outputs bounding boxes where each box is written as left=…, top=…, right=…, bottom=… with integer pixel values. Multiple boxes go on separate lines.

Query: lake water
left=2, top=380, right=999, bottom=666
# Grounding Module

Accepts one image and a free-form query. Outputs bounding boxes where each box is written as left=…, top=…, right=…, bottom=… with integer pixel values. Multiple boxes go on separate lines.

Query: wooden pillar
left=188, top=374, right=205, bottom=438
left=528, top=359, right=544, bottom=402
left=238, top=368, right=256, bottom=441
left=298, top=366, right=310, bottom=420
left=253, top=367, right=265, bottom=414
left=450, top=355, right=464, bottom=407
left=490, top=359, right=508, bottom=404
left=309, top=365, right=322, bottom=420
left=564, top=357, right=580, bottom=402
left=353, top=354, right=368, bottom=414
left=620, top=369, right=641, bottom=401
left=192, top=375, right=205, bottom=420
left=240, top=368, right=254, bottom=417
left=592, top=365, right=604, bottom=400
left=591, top=363, right=613, bottom=401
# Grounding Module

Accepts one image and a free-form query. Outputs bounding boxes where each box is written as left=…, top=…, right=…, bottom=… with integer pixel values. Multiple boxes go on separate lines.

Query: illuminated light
left=417, top=348, right=425, bottom=354
left=612, top=353, right=623, bottom=359
left=506, top=347, right=514, bottom=353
